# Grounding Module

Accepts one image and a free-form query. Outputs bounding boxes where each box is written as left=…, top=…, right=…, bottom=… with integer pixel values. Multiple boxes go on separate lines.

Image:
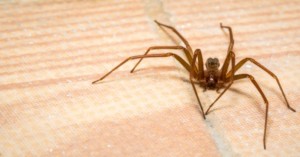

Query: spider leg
left=206, top=73, right=269, bottom=149
left=219, top=23, right=235, bottom=81
left=92, top=53, right=190, bottom=84
left=226, top=58, right=296, bottom=112
left=154, top=20, right=193, bottom=53
left=196, top=49, right=205, bottom=79
left=220, top=23, right=234, bottom=52
left=205, top=51, right=235, bottom=115
left=130, top=46, right=193, bottom=73
left=205, top=82, right=232, bottom=115
left=190, top=49, right=205, bottom=119
left=234, top=74, right=269, bottom=150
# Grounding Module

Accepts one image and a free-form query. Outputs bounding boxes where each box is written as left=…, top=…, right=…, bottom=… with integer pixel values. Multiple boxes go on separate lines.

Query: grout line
left=205, top=118, right=236, bottom=157
left=145, top=1, right=230, bottom=155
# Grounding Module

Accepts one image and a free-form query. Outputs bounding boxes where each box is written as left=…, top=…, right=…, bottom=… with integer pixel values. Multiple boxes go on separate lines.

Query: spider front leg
left=205, top=51, right=235, bottom=115
left=92, top=53, right=191, bottom=84
left=130, top=46, right=193, bottom=73
left=232, top=74, right=269, bottom=150
left=190, top=49, right=206, bottom=119
left=220, top=23, right=235, bottom=81
left=226, top=58, right=296, bottom=112
left=154, top=20, right=193, bottom=53
left=220, top=23, right=234, bottom=52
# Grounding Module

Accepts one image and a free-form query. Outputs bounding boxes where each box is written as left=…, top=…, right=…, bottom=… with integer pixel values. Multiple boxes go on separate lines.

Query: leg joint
left=230, top=51, right=235, bottom=57
left=246, top=74, right=255, bottom=81
left=245, top=57, right=253, bottom=61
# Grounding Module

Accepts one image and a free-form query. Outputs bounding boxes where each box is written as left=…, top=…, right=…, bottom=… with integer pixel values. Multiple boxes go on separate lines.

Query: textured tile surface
left=0, top=0, right=299, bottom=156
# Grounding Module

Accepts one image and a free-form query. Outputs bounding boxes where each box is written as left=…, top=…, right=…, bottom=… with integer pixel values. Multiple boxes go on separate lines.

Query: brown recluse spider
left=92, top=20, right=296, bottom=149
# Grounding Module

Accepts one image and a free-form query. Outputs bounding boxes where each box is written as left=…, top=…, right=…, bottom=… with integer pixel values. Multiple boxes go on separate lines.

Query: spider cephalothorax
left=205, top=57, right=220, bottom=70
left=93, top=20, right=296, bottom=149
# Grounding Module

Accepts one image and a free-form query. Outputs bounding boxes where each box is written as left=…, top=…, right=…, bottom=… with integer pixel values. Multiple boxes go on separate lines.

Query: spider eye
left=213, top=58, right=220, bottom=66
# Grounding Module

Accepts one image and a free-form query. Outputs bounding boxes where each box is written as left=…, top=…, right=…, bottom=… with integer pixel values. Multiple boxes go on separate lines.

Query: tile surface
left=0, top=0, right=299, bottom=156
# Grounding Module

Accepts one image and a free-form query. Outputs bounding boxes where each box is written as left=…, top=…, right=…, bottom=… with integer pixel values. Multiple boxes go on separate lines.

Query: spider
left=92, top=20, right=296, bottom=149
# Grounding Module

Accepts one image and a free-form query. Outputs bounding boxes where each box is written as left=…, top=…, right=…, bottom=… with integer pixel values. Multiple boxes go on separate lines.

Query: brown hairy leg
left=220, top=23, right=235, bottom=81
left=232, top=74, right=269, bottom=150
left=205, top=51, right=236, bottom=115
left=92, top=53, right=190, bottom=84
left=154, top=20, right=193, bottom=53
left=131, top=46, right=194, bottom=73
left=189, top=49, right=205, bottom=119
left=226, top=58, right=296, bottom=112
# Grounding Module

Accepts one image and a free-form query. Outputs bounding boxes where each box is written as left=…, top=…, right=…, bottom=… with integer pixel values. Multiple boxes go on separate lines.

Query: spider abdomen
left=203, top=69, right=221, bottom=89
left=207, top=75, right=217, bottom=88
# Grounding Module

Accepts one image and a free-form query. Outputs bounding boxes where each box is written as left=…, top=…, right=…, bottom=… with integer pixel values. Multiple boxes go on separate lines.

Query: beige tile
left=0, top=0, right=299, bottom=156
